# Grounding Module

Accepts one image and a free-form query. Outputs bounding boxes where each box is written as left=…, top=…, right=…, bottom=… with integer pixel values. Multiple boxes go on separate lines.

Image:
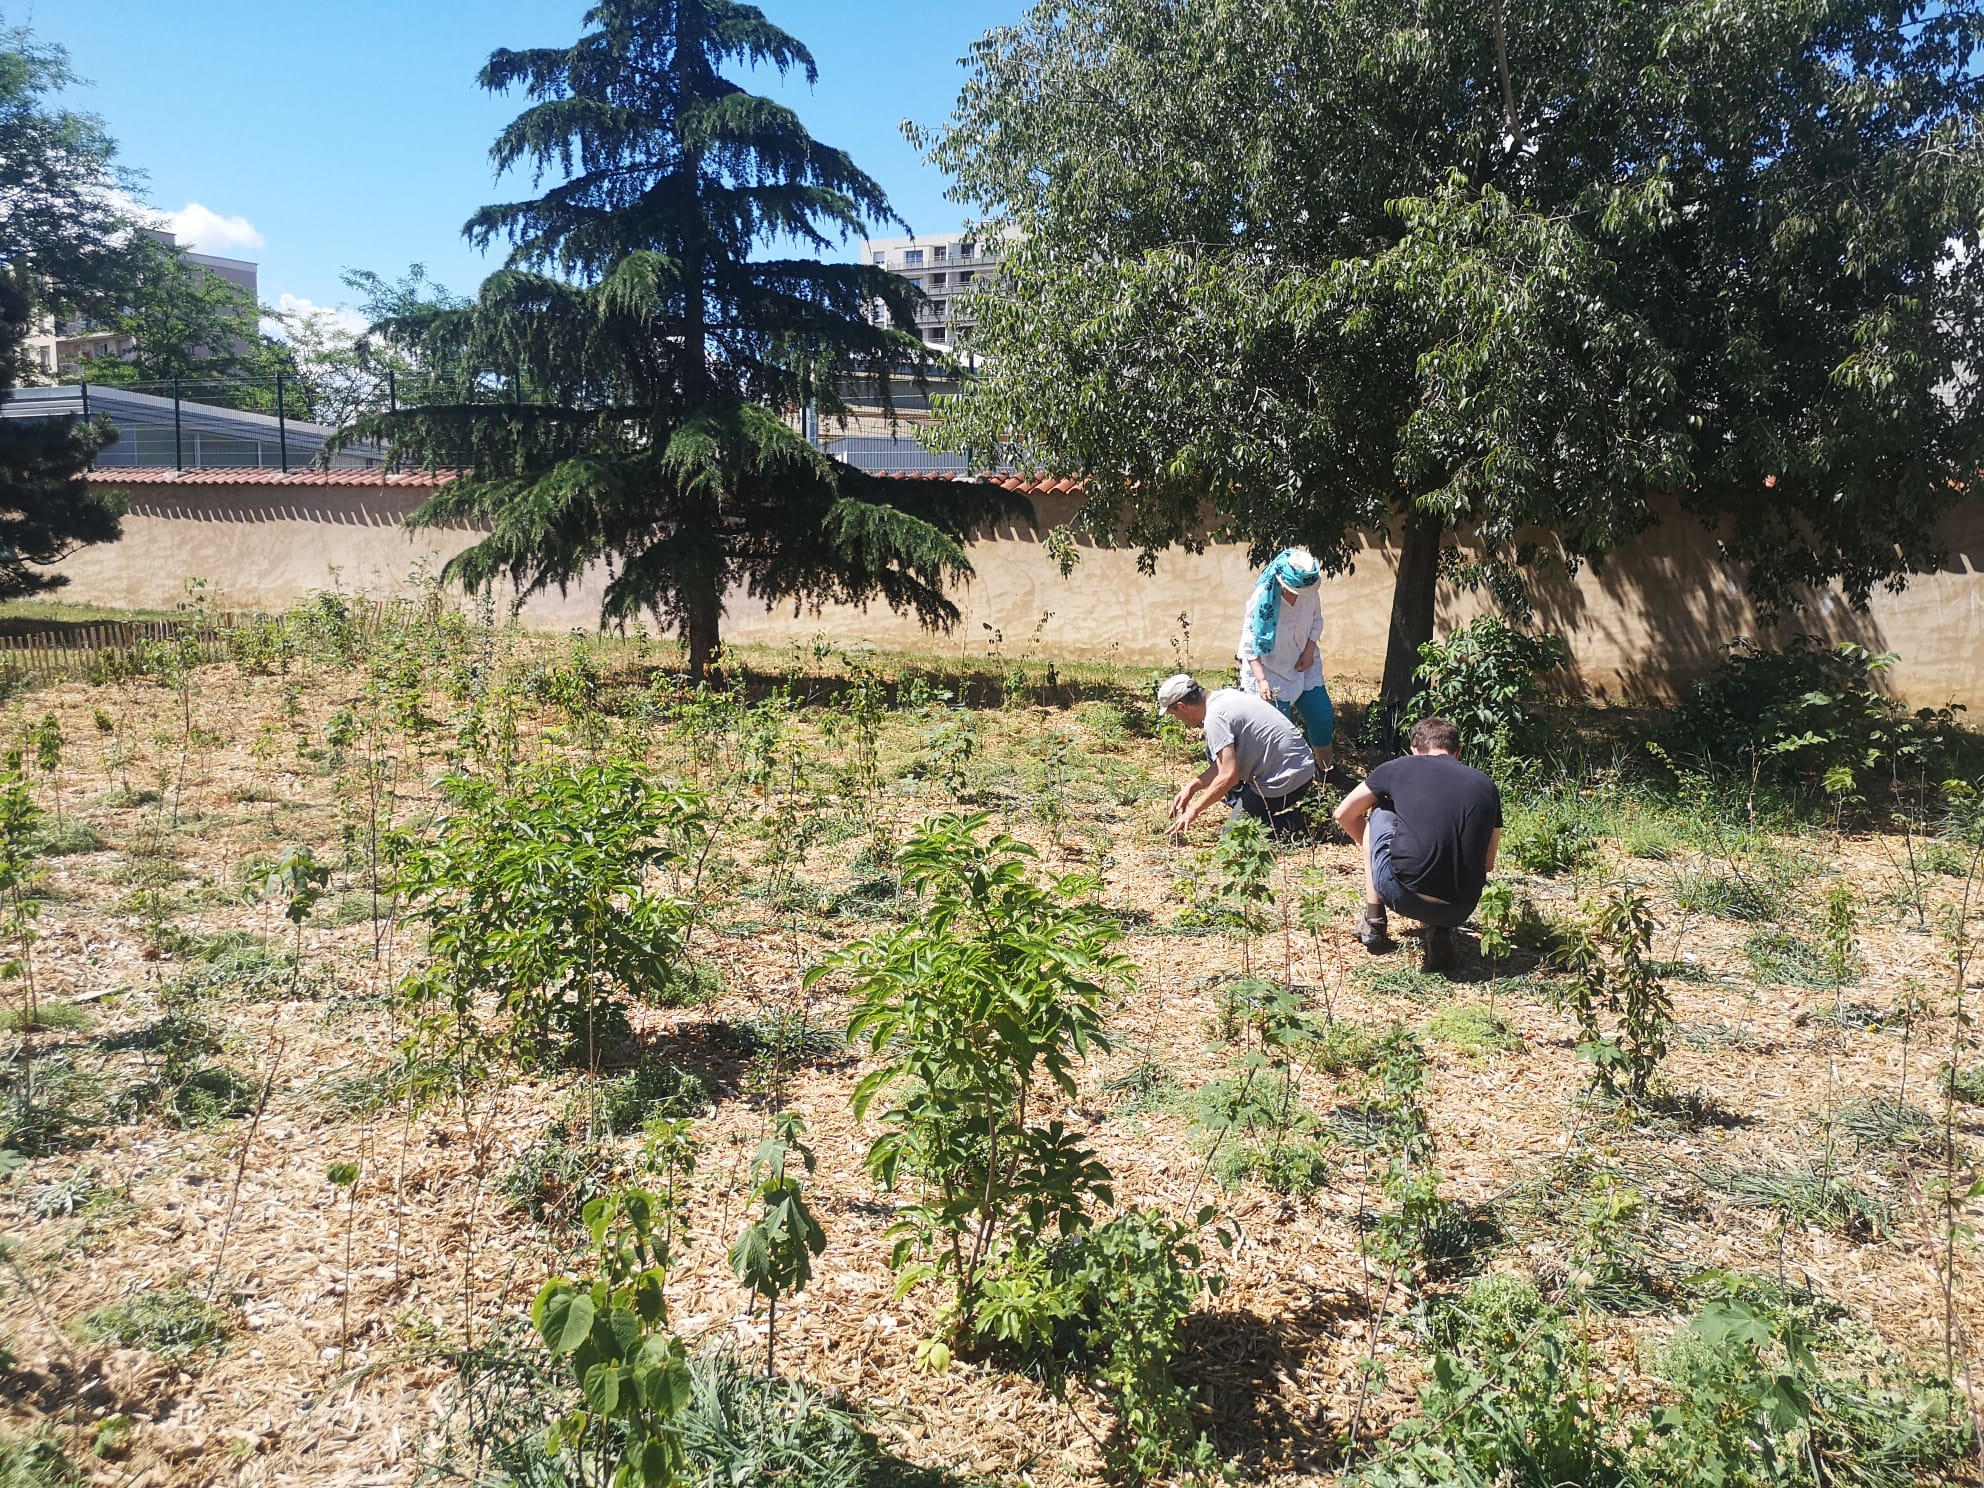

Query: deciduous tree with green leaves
left=923, top=0, right=1984, bottom=731
left=0, top=24, right=123, bottom=596
left=361, top=0, right=1021, bottom=676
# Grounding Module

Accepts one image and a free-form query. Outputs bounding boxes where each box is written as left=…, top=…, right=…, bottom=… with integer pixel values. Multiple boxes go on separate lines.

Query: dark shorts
left=1227, top=776, right=1313, bottom=835
left=1368, top=808, right=1475, bottom=927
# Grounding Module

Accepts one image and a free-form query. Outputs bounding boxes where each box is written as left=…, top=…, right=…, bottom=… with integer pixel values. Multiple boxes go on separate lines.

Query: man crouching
left=1333, top=716, right=1501, bottom=974
left=1157, top=672, right=1316, bottom=840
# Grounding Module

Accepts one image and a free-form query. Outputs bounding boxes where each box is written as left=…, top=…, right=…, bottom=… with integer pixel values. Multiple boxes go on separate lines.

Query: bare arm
left=1333, top=781, right=1379, bottom=845
left=1485, top=827, right=1500, bottom=873
left=1174, top=746, right=1241, bottom=837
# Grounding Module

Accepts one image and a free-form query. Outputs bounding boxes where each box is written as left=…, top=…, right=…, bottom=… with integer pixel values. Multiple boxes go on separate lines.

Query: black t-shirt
left=1363, top=753, right=1503, bottom=907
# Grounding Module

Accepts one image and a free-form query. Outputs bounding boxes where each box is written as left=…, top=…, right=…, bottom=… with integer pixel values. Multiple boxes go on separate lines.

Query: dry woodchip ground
left=0, top=627, right=1979, bottom=1486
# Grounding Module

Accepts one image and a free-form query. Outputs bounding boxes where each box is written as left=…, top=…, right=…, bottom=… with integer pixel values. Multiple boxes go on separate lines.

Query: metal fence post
left=276, top=371, right=289, bottom=472
left=173, top=378, right=183, bottom=470
left=80, top=380, right=90, bottom=419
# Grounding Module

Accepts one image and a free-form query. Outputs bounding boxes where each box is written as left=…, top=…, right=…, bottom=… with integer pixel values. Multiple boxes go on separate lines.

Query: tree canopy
left=364, top=0, right=1020, bottom=674
left=922, top=0, right=1984, bottom=720
left=0, top=23, right=123, bottom=594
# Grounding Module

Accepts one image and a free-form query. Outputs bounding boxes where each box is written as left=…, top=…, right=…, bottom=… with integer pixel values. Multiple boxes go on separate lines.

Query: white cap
left=1155, top=673, right=1199, bottom=713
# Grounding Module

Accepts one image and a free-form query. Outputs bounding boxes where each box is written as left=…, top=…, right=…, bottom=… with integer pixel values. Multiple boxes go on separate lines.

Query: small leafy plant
left=815, top=813, right=1127, bottom=1319
left=728, top=1112, right=827, bottom=1376
left=532, top=1188, right=693, bottom=1488
left=1557, top=888, right=1672, bottom=1105
left=396, top=764, right=707, bottom=1093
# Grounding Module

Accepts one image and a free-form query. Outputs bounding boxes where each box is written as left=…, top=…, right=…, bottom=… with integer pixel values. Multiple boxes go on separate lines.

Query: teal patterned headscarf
left=1248, top=548, right=1321, bottom=656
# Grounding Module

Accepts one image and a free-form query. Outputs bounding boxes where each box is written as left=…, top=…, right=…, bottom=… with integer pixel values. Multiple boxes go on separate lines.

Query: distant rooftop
left=0, top=384, right=382, bottom=470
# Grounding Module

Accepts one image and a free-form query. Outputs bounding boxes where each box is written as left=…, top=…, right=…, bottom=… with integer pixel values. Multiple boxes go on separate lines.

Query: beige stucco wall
left=42, top=481, right=1984, bottom=710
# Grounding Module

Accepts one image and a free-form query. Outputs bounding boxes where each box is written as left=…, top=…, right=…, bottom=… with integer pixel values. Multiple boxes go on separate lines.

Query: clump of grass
left=81, top=1287, right=232, bottom=1360
left=0, top=1433, right=82, bottom=1487
left=1945, top=1063, right=1984, bottom=1106
left=168, top=1065, right=258, bottom=1126
left=1, top=1052, right=98, bottom=1156
left=1831, top=1098, right=1947, bottom=1157
left=1673, top=868, right=1777, bottom=922
left=1358, top=965, right=1451, bottom=1002
left=1679, top=1021, right=1761, bottom=1052
left=1701, top=1161, right=1890, bottom=1238
left=1102, top=1054, right=1182, bottom=1117
left=1423, top=1003, right=1522, bottom=1055
left=1743, top=929, right=1835, bottom=986
left=502, top=1122, right=618, bottom=1224
left=567, top=1060, right=709, bottom=1138
left=0, top=1001, right=90, bottom=1033
left=33, top=820, right=101, bottom=857
left=1620, top=821, right=1681, bottom=861
left=1306, top=1018, right=1379, bottom=1075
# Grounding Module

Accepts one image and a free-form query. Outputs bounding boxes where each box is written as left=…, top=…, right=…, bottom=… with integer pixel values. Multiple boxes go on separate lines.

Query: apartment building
left=23, top=228, right=259, bottom=380
left=860, top=232, right=1003, bottom=360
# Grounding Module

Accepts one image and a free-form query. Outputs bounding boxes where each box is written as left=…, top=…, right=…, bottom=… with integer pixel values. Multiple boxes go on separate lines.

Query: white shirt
left=1235, top=581, right=1325, bottom=697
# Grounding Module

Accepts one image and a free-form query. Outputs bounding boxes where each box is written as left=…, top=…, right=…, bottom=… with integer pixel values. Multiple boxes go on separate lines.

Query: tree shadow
left=1176, top=1292, right=1367, bottom=1477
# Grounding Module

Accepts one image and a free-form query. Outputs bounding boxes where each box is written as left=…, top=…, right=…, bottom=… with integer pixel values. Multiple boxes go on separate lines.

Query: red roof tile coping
left=87, top=466, right=1084, bottom=495
left=84, top=466, right=458, bottom=487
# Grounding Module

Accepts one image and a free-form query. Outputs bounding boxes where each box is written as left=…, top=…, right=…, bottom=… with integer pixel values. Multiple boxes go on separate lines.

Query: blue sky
left=21, top=1, right=1015, bottom=328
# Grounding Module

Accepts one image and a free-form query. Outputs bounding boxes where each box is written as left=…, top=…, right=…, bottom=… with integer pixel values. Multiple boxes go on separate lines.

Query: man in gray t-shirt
left=1157, top=673, right=1317, bottom=838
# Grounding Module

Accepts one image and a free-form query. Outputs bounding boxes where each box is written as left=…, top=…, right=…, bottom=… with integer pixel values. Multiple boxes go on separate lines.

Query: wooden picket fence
left=0, top=619, right=237, bottom=683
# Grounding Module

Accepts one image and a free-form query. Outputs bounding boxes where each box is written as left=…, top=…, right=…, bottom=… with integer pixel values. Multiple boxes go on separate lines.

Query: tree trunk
left=1376, top=509, right=1444, bottom=752
left=683, top=563, right=723, bottom=681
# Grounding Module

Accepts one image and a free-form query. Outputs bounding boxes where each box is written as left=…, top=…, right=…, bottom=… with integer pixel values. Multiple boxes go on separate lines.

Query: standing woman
left=1236, top=546, right=1336, bottom=774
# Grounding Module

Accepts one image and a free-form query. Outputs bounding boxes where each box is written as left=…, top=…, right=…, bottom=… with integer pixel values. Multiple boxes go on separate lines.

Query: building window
left=932, top=245, right=947, bottom=261
left=904, top=249, right=924, bottom=265
left=959, top=241, right=975, bottom=259
left=929, top=272, right=946, bottom=286
left=927, top=326, right=946, bottom=341
left=905, top=276, right=922, bottom=288
left=958, top=271, right=975, bottom=284
left=930, top=300, right=947, bottom=317
left=872, top=253, right=885, bottom=265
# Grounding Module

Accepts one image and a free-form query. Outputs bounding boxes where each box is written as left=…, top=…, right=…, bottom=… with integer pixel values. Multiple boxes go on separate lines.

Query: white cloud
left=266, top=293, right=369, bottom=340
left=164, top=202, right=265, bottom=258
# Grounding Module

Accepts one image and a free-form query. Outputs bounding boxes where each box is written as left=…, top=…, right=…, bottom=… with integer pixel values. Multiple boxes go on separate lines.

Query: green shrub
left=1190, top=1070, right=1334, bottom=1195
left=1672, top=637, right=1964, bottom=802
left=970, top=1209, right=1225, bottom=1485
left=1423, top=1003, right=1522, bottom=1055
left=820, top=813, right=1126, bottom=1313
left=81, top=1287, right=232, bottom=1359
left=397, top=763, right=709, bottom=1081
left=1408, top=617, right=1569, bottom=764
left=1502, top=795, right=1597, bottom=876
left=1362, top=1277, right=1975, bottom=1488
